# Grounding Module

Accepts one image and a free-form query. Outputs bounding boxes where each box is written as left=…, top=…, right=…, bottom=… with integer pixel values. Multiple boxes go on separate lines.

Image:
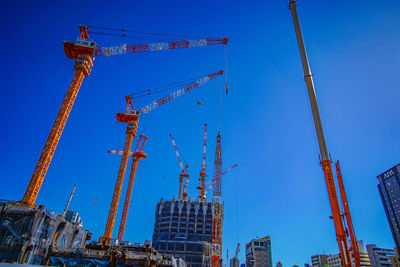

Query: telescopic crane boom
left=22, top=25, right=228, bottom=206
left=288, top=1, right=360, bottom=266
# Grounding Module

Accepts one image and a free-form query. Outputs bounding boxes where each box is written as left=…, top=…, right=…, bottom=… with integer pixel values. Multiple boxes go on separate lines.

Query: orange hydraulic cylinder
left=100, top=121, right=138, bottom=245
left=22, top=55, right=93, bottom=206
left=321, top=160, right=352, bottom=267
left=336, top=161, right=361, bottom=267
left=117, top=151, right=147, bottom=241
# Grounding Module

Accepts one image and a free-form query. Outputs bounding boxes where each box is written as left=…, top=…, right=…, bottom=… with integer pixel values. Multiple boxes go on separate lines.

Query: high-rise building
left=377, top=164, right=400, bottom=253
left=245, top=236, right=272, bottom=267
left=230, top=257, right=240, bottom=267
left=311, top=255, right=328, bottom=267
left=152, top=197, right=223, bottom=267
left=366, top=244, right=395, bottom=267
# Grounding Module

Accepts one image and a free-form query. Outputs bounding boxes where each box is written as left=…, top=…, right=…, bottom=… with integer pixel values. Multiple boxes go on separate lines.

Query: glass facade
left=377, top=164, right=400, bottom=253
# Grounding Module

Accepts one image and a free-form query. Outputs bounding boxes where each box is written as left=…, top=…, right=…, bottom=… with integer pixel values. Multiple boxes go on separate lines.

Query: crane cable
left=87, top=25, right=215, bottom=40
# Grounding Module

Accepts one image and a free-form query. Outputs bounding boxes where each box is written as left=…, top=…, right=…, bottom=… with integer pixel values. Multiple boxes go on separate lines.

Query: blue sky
left=1, top=0, right=400, bottom=266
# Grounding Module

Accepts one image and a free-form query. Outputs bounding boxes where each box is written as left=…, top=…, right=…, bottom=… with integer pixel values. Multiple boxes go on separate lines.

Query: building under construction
left=152, top=197, right=223, bottom=267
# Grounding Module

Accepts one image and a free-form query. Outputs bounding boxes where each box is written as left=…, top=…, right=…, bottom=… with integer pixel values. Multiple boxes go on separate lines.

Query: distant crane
left=169, top=133, right=189, bottom=200
left=197, top=124, right=208, bottom=201
left=233, top=243, right=240, bottom=267
left=289, top=1, right=360, bottom=266
left=62, top=185, right=77, bottom=218
left=196, top=99, right=205, bottom=105
left=107, top=134, right=148, bottom=241
left=21, top=25, right=228, bottom=206
left=100, top=71, right=223, bottom=245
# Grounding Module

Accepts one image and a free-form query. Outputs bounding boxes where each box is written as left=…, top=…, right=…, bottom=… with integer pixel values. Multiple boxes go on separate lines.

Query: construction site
left=1, top=0, right=395, bottom=267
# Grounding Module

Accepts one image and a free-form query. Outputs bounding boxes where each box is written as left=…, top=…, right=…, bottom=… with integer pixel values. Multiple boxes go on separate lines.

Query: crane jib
left=138, top=76, right=213, bottom=114
left=94, top=38, right=228, bottom=57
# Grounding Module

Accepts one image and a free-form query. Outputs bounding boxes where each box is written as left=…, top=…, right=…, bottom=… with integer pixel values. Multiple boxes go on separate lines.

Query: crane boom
left=169, top=134, right=185, bottom=171
left=118, top=135, right=147, bottom=241
left=94, top=38, right=228, bottom=57
left=289, top=1, right=360, bottom=266
left=205, top=164, right=238, bottom=195
left=169, top=133, right=189, bottom=200
left=138, top=70, right=223, bottom=115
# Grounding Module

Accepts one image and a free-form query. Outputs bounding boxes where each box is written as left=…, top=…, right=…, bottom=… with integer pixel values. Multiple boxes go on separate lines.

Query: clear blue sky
left=1, top=0, right=399, bottom=266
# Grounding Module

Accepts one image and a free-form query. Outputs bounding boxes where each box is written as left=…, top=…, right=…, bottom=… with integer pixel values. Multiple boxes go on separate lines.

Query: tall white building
left=326, top=241, right=371, bottom=267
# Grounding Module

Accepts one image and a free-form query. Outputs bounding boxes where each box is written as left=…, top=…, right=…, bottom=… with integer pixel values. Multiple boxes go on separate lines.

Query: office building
left=377, top=164, right=400, bottom=252
left=245, top=236, right=272, bottom=267
left=312, top=255, right=328, bottom=267
left=152, top=197, right=223, bottom=267
left=366, top=244, right=395, bottom=267
left=328, top=254, right=341, bottom=267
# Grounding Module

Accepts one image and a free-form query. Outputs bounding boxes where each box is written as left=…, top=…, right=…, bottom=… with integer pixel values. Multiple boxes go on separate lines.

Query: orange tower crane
left=197, top=124, right=208, bottom=201
left=289, top=1, right=360, bottom=266
left=100, top=71, right=224, bottom=245
left=107, top=134, right=148, bottom=242
left=21, top=25, right=228, bottom=206
left=169, top=133, right=189, bottom=200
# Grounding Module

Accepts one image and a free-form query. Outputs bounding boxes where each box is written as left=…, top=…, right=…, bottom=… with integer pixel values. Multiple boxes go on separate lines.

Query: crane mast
left=197, top=124, right=208, bottom=202
left=22, top=25, right=94, bottom=205
left=118, top=135, right=148, bottom=241
left=288, top=1, right=360, bottom=266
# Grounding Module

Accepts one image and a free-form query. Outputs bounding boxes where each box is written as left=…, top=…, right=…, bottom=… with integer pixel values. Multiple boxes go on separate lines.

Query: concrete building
left=391, top=249, right=400, bottom=267
left=377, top=164, right=400, bottom=253
left=366, top=244, right=395, bottom=267
left=311, top=255, right=328, bottom=267
left=152, top=197, right=223, bottom=267
left=245, top=236, right=272, bottom=267
left=327, top=254, right=341, bottom=267
left=359, top=240, right=372, bottom=267
left=230, top=257, right=240, bottom=267
left=325, top=240, right=370, bottom=267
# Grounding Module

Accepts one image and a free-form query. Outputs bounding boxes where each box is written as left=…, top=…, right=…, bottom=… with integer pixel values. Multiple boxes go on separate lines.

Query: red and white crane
left=169, top=133, right=189, bottom=200
left=197, top=124, right=208, bottom=201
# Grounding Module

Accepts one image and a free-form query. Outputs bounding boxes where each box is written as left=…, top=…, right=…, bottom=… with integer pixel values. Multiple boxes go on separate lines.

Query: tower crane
left=107, top=134, right=148, bottom=242
left=100, top=71, right=223, bottom=245
left=289, top=1, right=360, bottom=266
left=169, top=133, right=189, bottom=200
left=197, top=124, right=208, bottom=201
left=21, top=25, right=228, bottom=206
left=233, top=243, right=240, bottom=267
